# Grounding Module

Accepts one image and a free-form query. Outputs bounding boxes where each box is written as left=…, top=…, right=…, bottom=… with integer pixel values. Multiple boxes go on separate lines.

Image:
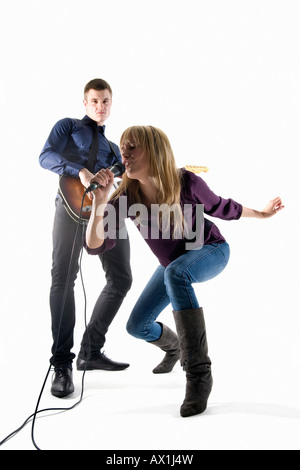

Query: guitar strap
left=105, top=138, right=120, bottom=164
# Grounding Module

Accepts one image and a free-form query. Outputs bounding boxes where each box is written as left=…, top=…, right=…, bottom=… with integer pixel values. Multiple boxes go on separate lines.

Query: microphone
left=85, top=163, right=125, bottom=193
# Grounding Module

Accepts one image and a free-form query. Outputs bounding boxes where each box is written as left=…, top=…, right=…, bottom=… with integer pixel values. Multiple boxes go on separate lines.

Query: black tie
left=87, top=122, right=100, bottom=172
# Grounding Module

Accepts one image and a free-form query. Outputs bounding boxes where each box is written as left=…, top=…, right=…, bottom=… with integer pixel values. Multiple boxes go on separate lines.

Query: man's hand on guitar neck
left=79, top=168, right=96, bottom=199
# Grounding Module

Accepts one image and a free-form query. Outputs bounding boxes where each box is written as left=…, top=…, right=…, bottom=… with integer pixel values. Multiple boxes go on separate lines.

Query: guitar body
left=59, top=175, right=92, bottom=222
left=58, top=165, right=209, bottom=223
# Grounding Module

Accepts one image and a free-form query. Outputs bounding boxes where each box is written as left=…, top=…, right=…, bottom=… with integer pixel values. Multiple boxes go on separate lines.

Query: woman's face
left=121, top=141, right=150, bottom=181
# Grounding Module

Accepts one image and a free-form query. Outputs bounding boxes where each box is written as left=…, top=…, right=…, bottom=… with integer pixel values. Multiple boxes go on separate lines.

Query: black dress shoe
left=76, top=352, right=130, bottom=371
left=51, top=367, right=75, bottom=398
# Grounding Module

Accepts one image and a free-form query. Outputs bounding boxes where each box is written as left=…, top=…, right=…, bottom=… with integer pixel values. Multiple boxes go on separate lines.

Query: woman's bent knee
left=126, top=318, right=143, bottom=339
left=126, top=317, right=152, bottom=340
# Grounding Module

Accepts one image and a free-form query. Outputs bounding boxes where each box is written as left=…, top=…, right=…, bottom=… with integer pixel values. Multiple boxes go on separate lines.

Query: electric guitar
left=58, top=165, right=209, bottom=223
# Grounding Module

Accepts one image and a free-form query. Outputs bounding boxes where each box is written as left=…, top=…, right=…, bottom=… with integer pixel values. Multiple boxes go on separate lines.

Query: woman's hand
left=79, top=168, right=115, bottom=201
left=85, top=168, right=115, bottom=250
left=261, top=197, right=285, bottom=218
left=241, top=197, right=285, bottom=218
left=89, top=168, right=115, bottom=204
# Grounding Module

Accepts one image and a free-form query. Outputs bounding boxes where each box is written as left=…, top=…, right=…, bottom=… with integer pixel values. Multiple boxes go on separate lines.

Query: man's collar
left=82, top=115, right=106, bottom=134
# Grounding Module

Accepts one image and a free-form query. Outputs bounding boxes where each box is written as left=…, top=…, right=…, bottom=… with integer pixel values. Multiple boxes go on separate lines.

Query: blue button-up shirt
left=39, top=115, right=121, bottom=177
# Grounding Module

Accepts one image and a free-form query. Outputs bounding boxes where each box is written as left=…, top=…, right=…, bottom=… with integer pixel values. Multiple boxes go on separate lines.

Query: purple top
left=85, top=169, right=243, bottom=267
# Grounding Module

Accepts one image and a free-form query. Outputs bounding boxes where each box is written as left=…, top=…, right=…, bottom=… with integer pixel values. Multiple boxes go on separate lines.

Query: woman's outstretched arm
left=241, top=197, right=284, bottom=218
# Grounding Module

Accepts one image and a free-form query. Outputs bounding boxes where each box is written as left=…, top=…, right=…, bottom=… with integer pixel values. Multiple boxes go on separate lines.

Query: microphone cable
left=0, top=188, right=92, bottom=450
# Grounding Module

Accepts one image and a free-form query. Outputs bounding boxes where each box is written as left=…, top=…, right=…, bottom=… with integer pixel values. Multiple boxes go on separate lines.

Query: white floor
left=1, top=323, right=300, bottom=451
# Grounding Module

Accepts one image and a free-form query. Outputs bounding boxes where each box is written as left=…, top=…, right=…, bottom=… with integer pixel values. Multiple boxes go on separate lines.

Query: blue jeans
left=126, top=242, right=230, bottom=342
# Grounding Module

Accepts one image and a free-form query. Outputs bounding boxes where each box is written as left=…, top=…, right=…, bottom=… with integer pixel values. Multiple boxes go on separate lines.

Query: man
left=39, top=78, right=132, bottom=398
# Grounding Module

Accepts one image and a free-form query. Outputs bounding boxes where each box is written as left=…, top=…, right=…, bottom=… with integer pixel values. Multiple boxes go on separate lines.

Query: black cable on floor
left=0, top=190, right=91, bottom=450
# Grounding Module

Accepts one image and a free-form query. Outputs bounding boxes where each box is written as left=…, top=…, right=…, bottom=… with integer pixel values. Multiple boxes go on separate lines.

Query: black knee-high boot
left=173, top=308, right=213, bottom=417
left=149, top=323, right=181, bottom=374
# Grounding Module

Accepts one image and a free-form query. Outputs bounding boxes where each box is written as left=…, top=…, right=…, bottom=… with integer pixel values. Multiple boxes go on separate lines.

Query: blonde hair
left=111, top=125, right=184, bottom=237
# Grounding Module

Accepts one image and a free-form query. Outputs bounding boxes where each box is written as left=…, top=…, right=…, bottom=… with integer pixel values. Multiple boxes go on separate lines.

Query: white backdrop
left=0, top=0, right=299, bottom=451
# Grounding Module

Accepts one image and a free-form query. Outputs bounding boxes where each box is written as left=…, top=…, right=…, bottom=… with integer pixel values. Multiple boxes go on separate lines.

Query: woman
left=85, top=126, right=284, bottom=417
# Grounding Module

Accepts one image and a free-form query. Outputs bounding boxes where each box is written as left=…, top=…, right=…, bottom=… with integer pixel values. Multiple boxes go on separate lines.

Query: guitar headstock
left=184, top=165, right=209, bottom=174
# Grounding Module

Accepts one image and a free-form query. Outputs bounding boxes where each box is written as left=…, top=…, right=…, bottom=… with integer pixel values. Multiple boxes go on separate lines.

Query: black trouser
left=49, top=194, right=132, bottom=368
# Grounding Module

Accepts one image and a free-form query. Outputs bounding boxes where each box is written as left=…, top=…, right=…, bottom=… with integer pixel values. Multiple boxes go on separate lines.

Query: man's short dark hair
left=84, top=78, right=112, bottom=97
